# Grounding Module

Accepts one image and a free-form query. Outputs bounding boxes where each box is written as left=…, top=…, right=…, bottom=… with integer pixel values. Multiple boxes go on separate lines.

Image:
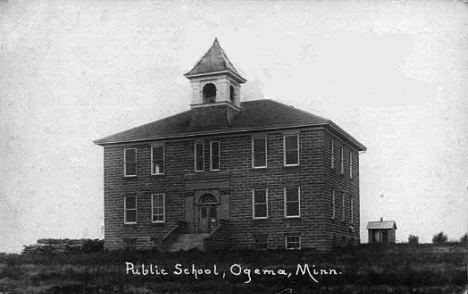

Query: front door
left=199, top=205, right=217, bottom=233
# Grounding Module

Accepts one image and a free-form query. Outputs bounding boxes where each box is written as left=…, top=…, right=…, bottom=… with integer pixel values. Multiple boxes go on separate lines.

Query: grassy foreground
left=0, top=243, right=466, bottom=294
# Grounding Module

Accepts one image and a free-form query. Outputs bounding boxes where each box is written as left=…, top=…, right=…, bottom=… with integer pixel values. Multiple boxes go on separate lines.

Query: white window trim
left=349, top=151, right=353, bottom=178
left=194, top=142, right=204, bottom=172
left=151, top=193, right=165, bottom=224
left=283, top=134, right=300, bottom=167
left=124, top=195, right=137, bottom=224
left=341, top=192, right=346, bottom=221
left=331, top=139, right=335, bottom=169
left=350, top=195, right=354, bottom=224
left=151, top=144, right=165, bottom=175
left=340, top=145, right=344, bottom=174
left=331, top=190, right=336, bottom=219
left=210, top=141, right=221, bottom=171
left=124, top=148, right=137, bottom=177
left=285, top=236, right=302, bottom=250
left=284, top=186, right=301, bottom=218
left=252, top=188, right=268, bottom=219
left=252, top=136, right=268, bottom=169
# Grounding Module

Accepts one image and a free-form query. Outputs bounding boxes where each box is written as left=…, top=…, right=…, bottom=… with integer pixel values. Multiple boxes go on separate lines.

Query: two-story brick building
left=94, top=39, right=366, bottom=251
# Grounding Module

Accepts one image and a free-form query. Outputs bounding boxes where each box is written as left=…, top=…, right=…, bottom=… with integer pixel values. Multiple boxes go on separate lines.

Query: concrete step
left=166, top=233, right=210, bottom=252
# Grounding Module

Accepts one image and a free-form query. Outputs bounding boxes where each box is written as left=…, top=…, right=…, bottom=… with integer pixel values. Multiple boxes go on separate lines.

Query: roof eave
left=184, top=70, right=247, bottom=83
left=94, top=123, right=332, bottom=146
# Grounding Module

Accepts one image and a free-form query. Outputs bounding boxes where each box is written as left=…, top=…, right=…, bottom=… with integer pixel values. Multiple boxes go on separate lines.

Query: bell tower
left=184, top=38, right=246, bottom=110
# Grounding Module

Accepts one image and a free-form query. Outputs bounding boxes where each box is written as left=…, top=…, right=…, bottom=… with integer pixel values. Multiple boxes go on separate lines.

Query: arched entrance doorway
left=198, top=193, right=218, bottom=233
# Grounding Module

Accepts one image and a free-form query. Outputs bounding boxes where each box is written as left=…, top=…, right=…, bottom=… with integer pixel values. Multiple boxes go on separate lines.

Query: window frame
left=331, top=190, right=336, bottom=219
left=285, top=235, right=301, bottom=250
left=341, top=192, right=346, bottom=222
left=210, top=141, right=220, bottom=171
left=331, top=139, right=335, bottom=169
left=283, top=133, right=300, bottom=167
left=252, top=136, right=267, bottom=168
left=340, top=145, right=344, bottom=174
left=252, top=188, right=268, bottom=219
left=284, top=186, right=301, bottom=218
left=123, top=148, right=137, bottom=177
left=124, top=194, right=137, bottom=224
left=349, top=150, right=353, bottom=178
left=151, top=193, right=165, bottom=224
left=194, top=141, right=204, bottom=172
left=350, top=195, right=354, bottom=224
left=151, top=144, right=165, bottom=175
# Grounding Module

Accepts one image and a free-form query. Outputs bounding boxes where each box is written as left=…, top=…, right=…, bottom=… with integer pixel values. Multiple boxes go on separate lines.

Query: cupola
left=184, top=38, right=246, bottom=110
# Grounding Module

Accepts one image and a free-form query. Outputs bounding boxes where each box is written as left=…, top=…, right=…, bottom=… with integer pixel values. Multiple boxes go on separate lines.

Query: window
left=284, top=134, right=299, bottom=166
left=230, top=85, right=236, bottom=103
left=350, top=195, right=354, bottom=224
left=151, top=145, right=164, bottom=175
left=252, top=189, right=268, bottom=219
left=284, top=186, right=300, bottom=218
left=152, top=194, right=165, bottom=223
left=124, top=148, right=137, bottom=177
left=210, top=141, right=220, bottom=171
left=202, top=83, right=216, bottom=104
left=194, top=142, right=204, bottom=172
left=253, top=234, right=268, bottom=250
left=252, top=137, right=267, bottom=168
left=331, top=190, right=336, bottom=219
left=349, top=151, right=353, bottom=178
left=124, top=195, right=137, bottom=224
left=331, top=139, right=335, bottom=169
left=124, top=239, right=136, bottom=251
left=340, top=145, right=344, bottom=174
left=285, top=235, right=301, bottom=250
left=341, top=192, right=345, bottom=221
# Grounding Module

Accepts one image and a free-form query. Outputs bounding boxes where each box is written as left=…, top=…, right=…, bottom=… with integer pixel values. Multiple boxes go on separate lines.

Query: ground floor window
left=124, top=239, right=136, bottom=251
left=285, top=235, right=301, bottom=250
left=253, top=234, right=268, bottom=250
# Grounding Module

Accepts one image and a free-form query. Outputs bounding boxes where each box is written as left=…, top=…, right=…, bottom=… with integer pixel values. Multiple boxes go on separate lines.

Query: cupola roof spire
left=184, top=38, right=246, bottom=83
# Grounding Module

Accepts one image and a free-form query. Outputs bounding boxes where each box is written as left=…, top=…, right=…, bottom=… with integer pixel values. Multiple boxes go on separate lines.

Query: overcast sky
left=1, top=0, right=467, bottom=253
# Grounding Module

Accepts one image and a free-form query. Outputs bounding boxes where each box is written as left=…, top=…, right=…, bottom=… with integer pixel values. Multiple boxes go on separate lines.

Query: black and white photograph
left=1, top=0, right=467, bottom=293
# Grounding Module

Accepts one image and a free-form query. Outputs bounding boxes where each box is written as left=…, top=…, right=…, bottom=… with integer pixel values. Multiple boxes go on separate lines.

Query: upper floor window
left=124, top=148, right=137, bottom=177
left=341, top=192, right=345, bottom=221
left=194, top=142, right=204, bottom=172
left=151, top=145, right=164, bottom=175
left=202, top=83, right=216, bottom=104
left=124, top=194, right=137, bottom=224
left=152, top=193, right=165, bottom=223
left=284, top=134, right=299, bottom=166
left=349, top=151, right=353, bottom=178
left=210, top=141, right=220, bottom=171
left=350, top=195, right=354, bottom=224
left=331, top=190, right=336, bottom=219
left=252, top=137, right=267, bottom=168
left=331, top=139, right=335, bottom=169
left=252, top=188, right=268, bottom=219
left=284, top=186, right=300, bottom=218
left=340, top=145, right=344, bottom=174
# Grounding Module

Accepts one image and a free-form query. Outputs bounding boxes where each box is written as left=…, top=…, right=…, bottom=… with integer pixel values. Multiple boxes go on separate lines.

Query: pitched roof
left=184, top=38, right=246, bottom=82
left=94, top=99, right=366, bottom=151
left=367, top=220, right=397, bottom=230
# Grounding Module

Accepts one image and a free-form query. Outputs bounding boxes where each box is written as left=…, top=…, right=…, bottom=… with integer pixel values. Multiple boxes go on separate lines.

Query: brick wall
left=102, top=126, right=361, bottom=251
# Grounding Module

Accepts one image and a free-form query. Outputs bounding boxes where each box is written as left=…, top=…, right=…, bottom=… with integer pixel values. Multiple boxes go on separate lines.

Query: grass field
left=0, top=243, right=466, bottom=294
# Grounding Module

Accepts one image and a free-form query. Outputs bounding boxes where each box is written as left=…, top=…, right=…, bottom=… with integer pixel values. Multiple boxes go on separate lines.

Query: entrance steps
left=166, top=233, right=210, bottom=252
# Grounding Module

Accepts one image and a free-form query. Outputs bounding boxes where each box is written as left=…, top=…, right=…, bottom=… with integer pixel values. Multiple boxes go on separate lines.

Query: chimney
left=380, top=217, right=383, bottom=222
